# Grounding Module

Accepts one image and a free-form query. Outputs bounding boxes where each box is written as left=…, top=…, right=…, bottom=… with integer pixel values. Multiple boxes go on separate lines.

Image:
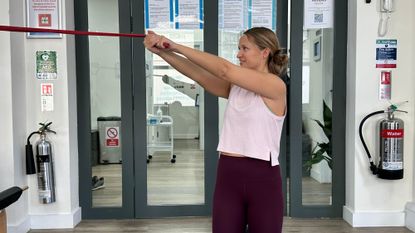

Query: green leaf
left=323, top=101, right=332, bottom=130
left=304, top=100, right=334, bottom=170
left=313, top=119, right=332, bottom=142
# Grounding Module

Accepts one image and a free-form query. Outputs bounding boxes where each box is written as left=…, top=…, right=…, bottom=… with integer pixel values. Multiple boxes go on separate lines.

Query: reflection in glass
left=88, top=0, right=122, bottom=207
left=301, top=28, right=333, bottom=205
left=145, top=30, right=205, bottom=206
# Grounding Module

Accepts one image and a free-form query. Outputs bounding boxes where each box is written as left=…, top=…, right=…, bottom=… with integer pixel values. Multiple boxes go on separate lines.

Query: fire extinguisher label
left=39, top=190, right=51, bottom=199
left=381, top=129, right=404, bottom=138
left=381, top=129, right=403, bottom=170
left=382, top=161, right=403, bottom=170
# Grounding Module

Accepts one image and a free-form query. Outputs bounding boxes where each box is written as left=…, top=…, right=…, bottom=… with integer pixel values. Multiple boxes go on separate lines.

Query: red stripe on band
left=0, top=25, right=146, bottom=38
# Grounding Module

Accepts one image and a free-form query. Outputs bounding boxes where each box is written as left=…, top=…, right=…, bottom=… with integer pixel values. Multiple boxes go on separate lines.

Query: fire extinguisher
left=359, top=103, right=407, bottom=180
left=26, top=122, right=57, bottom=203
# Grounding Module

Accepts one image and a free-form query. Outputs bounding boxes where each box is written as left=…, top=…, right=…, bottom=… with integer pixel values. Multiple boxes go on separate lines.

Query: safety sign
left=36, top=51, right=57, bottom=79
left=26, top=0, right=61, bottom=38
left=379, top=70, right=391, bottom=100
left=106, top=127, right=119, bottom=147
left=41, top=83, right=54, bottom=112
left=376, top=39, right=397, bottom=68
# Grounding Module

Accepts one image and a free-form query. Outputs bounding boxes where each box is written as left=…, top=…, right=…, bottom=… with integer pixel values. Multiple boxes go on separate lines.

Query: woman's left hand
left=143, top=31, right=162, bottom=54
left=143, top=31, right=176, bottom=53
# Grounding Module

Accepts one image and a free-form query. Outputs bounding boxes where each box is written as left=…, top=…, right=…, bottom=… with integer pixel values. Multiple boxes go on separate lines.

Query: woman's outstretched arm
left=155, top=34, right=285, bottom=101
left=144, top=31, right=231, bottom=98
left=173, top=43, right=285, bottom=101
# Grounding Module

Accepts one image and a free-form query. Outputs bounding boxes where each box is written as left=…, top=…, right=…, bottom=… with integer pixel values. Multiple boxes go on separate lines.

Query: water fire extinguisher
left=26, top=122, right=57, bottom=203
left=359, top=103, right=407, bottom=180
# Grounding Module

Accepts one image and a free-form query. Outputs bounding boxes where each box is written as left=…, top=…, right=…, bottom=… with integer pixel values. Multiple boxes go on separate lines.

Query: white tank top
left=217, top=85, right=286, bottom=166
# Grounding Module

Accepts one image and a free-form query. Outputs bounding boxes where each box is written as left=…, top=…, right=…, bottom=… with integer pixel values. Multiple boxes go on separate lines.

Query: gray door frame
left=277, top=0, right=289, bottom=216
left=288, top=0, right=347, bottom=217
left=75, top=0, right=135, bottom=219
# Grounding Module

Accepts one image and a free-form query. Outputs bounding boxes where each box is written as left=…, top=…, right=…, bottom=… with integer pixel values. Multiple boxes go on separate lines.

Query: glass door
left=76, top=0, right=346, bottom=219
left=76, top=0, right=135, bottom=218
left=288, top=0, right=346, bottom=217
left=131, top=0, right=217, bottom=217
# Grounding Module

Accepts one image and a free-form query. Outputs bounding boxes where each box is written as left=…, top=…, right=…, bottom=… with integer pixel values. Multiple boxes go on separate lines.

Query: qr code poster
left=304, top=0, right=333, bottom=29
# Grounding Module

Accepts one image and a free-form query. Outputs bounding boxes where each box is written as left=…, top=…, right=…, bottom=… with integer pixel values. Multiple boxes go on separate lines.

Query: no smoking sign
left=106, top=127, right=119, bottom=147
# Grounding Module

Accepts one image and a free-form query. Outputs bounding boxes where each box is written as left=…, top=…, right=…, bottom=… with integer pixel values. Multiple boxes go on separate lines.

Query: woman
left=144, top=27, right=288, bottom=233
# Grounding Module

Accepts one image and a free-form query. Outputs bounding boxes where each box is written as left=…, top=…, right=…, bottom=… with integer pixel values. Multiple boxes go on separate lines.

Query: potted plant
left=304, top=101, right=332, bottom=170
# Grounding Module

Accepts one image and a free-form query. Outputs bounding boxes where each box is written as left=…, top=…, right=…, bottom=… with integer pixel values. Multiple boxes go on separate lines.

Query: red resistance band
left=0, top=25, right=172, bottom=48
left=0, top=25, right=146, bottom=38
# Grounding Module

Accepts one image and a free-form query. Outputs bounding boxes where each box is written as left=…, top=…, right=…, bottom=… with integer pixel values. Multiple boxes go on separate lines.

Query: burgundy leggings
left=212, top=155, right=283, bottom=233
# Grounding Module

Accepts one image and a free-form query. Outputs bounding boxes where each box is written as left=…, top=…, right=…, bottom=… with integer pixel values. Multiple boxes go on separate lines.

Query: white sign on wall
left=26, top=0, right=62, bottom=38
left=41, top=83, right=54, bottom=112
left=304, top=0, right=333, bottom=29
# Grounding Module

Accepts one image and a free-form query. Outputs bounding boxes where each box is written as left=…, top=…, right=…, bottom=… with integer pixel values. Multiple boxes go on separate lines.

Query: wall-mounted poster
left=304, top=0, right=333, bottom=29
left=219, top=0, right=245, bottom=31
left=145, top=0, right=174, bottom=29
left=175, top=0, right=203, bottom=29
left=249, top=0, right=276, bottom=31
left=26, top=0, right=62, bottom=38
left=376, top=39, right=397, bottom=68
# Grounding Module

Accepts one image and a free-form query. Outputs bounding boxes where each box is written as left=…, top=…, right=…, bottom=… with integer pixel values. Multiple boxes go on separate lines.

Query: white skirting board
left=29, top=207, right=81, bottom=230
left=7, top=216, right=31, bottom=233
left=406, top=202, right=415, bottom=232
left=343, top=206, right=405, bottom=227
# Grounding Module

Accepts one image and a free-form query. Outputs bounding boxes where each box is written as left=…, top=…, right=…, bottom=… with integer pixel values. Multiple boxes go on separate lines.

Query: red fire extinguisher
left=359, top=103, right=407, bottom=180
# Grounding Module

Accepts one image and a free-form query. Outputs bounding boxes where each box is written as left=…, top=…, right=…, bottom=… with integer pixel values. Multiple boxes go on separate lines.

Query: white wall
left=344, top=0, right=415, bottom=227
left=0, top=0, right=32, bottom=232
left=0, top=0, right=80, bottom=232
left=0, top=0, right=13, bottom=193
left=24, top=11, right=80, bottom=233
left=407, top=3, right=415, bottom=230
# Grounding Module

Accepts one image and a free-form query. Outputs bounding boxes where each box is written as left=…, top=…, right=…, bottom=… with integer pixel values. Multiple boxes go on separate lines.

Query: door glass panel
left=88, top=0, right=122, bottom=207
left=301, top=28, right=333, bottom=205
left=144, top=3, right=205, bottom=204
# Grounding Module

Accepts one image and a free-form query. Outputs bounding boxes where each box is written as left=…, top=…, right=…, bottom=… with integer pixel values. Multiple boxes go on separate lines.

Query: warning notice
left=376, top=39, right=397, bottom=68
left=27, top=0, right=61, bottom=38
left=106, top=127, right=119, bottom=147
left=40, top=83, right=54, bottom=112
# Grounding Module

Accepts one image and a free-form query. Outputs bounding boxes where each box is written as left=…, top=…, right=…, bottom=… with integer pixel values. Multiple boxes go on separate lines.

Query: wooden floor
left=92, top=139, right=205, bottom=207
left=92, top=139, right=333, bottom=207
left=47, top=139, right=411, bottom=232
left=29, top=217, right=412, bottom=233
